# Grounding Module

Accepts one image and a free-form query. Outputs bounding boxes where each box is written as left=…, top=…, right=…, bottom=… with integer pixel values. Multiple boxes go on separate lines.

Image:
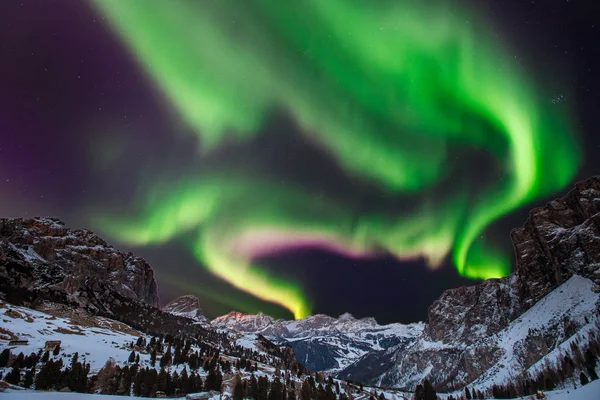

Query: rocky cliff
left=512, top=177, right=600, bottom=308
left=0, top=217, right=215, bottom=337
left=0, top=217, right=159, bottom=309
left=338, top=176, right=600, bottom=389
left=164, top=294, right=208, bottom=323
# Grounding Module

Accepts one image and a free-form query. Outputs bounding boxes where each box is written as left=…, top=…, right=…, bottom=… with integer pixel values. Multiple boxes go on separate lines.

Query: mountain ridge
left=1, top=176, right=599, bottom=393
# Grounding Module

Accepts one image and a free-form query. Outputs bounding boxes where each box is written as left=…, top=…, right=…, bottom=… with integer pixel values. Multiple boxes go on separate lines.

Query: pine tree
left=0, top=349, right=10, bottom=368
left=584, top=348, right=599, bottom=380
left=424, top=380, right=436, bottom=400
left=96, top=358, right=118, bottom=394
left=157, top=368, right=169, bottom=394
left=250, top=374, right=259, bottom=399
left=205, top=367, right=217, bottom=391
left=301, top=379, right=311, bottom=400
left=258, top=376, right=270, bottom=400
left=215, top=368, right=223, bottom=392
left=150, top=349, right=157, bottom=367
left=580, top=372, right=590, bottom=386
left=23, top=368, right=34, bottom=388
left=128, top=351, right=136, bottom=364
left=269, top=377, right=283, bottom=400
left=414, top=380, right=436, bottom=400
left=465, top=386, right=472, bottom=400
left=53, top=344, right=60, bottom=356
left=4, top=366, right=21, bottom=385
left=233, top=375, right=244, bottom=400
left=180, top=367, right=190, bottom=394
left=13, top=352, right=24, bottom=369
left=288, top=387, right=297, bottom=400
left=160, top=347, right=172, bottom=368
left=41, top=350, right=50, bottom=363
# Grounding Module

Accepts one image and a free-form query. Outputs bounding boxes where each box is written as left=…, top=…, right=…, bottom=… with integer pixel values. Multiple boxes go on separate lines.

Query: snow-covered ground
left=0, top=393, right=171, bottom=399
left=544, top=379, right=600, bottom=399
left=0, top=300, right=151, bottom=372
left=2, top=379, right=599, bottom=399
left=471, top=275, right=600, bottom=389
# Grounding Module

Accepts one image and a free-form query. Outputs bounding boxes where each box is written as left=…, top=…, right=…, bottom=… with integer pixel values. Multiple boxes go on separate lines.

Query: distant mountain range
left=1, top=177, right=600, bottom=395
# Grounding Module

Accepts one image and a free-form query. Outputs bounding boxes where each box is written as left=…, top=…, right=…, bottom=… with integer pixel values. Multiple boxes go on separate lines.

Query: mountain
left=0, top=217, right=256, bottom=341
left=163, top=295, right=208, bottom=324
left=1, top=177, right=599, bottom=396
left=0, top=217, right=158, bottom=309
left=210, top=177, right=600, bottom=391
left=338, top=176, right=600, bottom=389
left=211, top=311, right=424, bottom=373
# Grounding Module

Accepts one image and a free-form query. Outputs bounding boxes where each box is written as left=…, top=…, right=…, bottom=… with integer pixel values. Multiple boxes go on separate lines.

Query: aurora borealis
left=1, top=0, right=597, bottom=322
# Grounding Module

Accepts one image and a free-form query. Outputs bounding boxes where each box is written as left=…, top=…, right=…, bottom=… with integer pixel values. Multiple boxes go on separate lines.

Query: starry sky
left=0, top=0, right=598, bottom=324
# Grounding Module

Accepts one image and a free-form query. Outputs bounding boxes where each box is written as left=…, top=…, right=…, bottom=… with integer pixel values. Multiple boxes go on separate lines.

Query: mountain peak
left=163, top=294, right=207, bottom=323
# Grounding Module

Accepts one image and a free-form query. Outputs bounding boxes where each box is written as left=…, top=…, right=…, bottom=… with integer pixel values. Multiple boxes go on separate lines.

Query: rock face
left=512, top=177, right=600, bottom=309
left=338, top=176, right=600, bottom=389
left=164, top=295, right=208, bottom=323
left=0, top=217, right=159, bottom=310
left=0, top=218, right=245, bottom=340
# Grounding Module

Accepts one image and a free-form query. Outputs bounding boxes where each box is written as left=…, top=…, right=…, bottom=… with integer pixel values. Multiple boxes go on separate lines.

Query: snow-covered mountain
left=341, top=274, right=599, bottom=390
left=163, top=295, right=208, bottom=324
left=338, top=177, right=600, bottom=390
left=211, top=311, right=423, bottom=373
left=209, top=177, right=600, bottom=391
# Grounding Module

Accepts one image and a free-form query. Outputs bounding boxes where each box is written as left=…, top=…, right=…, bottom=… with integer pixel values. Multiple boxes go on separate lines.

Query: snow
left=0, top=392, right=179, bottom=399
left=211, top=310, right=424, bottom=374
left=471, top=275, right=599, bottom=389
left=545, top=378, right=600, bottom=399
left=0, top=301, right=150, bottom=372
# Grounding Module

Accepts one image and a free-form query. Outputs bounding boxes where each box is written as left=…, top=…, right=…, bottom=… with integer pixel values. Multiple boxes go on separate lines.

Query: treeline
left=486, top=332, right=599, bottom=399
left=1, top=349, right=89, bottom=392
left=0, top=346, right=221, bottom=396
left=133, top=332, right=303, bottom=375
left=444, top=327, right=600, bottom=400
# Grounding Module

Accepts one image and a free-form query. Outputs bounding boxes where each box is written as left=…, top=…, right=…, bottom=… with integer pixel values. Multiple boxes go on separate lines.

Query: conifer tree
left=301, top=379, right=311, bottom=400
left=0, top=349, right=10, bottom=368
left=580, top=372, right=590, bottom=386
left=150, top=349, right=157, bottom=367
left=233, top=375, right=244, bottom=400
left=4, top=366, right=21, bottom=385
left=465, top=386, right=472, bottom=399
left=23, top=368, right=34, bottom=388
left=250, top=374, right=259, bottom=399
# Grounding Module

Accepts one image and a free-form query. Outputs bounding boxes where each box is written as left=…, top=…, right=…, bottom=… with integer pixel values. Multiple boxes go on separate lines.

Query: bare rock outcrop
left=164, top=294, right=208, bottom=323
left=0, top=217, right=158, bottom=310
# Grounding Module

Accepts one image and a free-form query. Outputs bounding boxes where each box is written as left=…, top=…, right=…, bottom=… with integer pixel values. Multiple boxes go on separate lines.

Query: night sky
left=0, top=0, right=598, bottom=324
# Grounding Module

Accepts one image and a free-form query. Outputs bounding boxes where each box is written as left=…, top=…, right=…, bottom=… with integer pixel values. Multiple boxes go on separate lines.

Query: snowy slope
left=370, top=275, right=600, bottom=391
left=0, top=300, right=151, bottom=372
left=471, top=275, right=599, bottom=389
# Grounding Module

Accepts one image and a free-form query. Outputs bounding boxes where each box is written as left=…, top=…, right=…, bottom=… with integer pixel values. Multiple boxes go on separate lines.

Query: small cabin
left=8, top=340, right=28, bottom=346
left=44, top=340, right=61, bottom=351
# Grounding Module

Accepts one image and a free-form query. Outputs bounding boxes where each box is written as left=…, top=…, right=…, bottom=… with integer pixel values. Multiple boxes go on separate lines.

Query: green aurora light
left=90, top=0, right=579, bottom=319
